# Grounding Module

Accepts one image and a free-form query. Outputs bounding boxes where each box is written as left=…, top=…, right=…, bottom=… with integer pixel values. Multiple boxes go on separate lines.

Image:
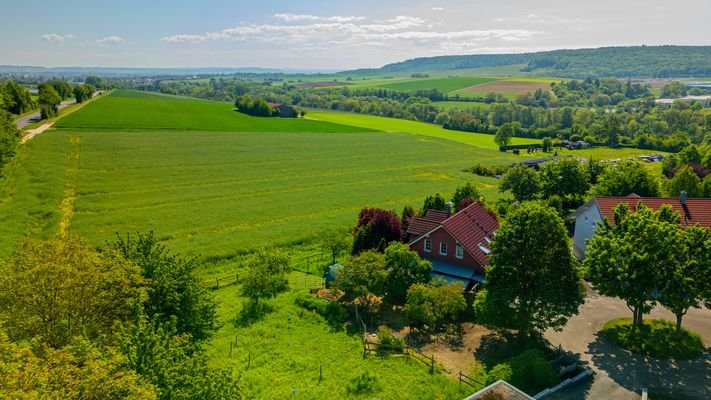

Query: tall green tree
left=494, top=122, right=519, bottom=149
left=38, top=83, right=61, bottom=119
left=666, top=165, right=702, bottom=197
left=658, top=225, right=711, bottom=335
left=111, top=232, right=218, bottom=341
left=384, top=242, right=432, bottom=303
left=2, top=81, right=33, bottom=115
left=540, top=158, right=590, bottom=200
left=474, top=202, right=585, bottom=337
left=241, top=246, right=291, bottom=306
left=320, top=229, right=350, bottom=265
left=0, top=236, right=146, bottom=348
left=499, top=165, right=541, bottom=201
left=0, top=110, right=21, bottom=171
left=335, top=250, right=388, bottom=299
left=451, top=182, right=480, bottom=211
left=421, top=193, right=447, bottom=214
left=585, top=204, right=679, bottom=334
left=405, top=281, right=466, bottom=331
left=594, top=160, right=661, bottom=197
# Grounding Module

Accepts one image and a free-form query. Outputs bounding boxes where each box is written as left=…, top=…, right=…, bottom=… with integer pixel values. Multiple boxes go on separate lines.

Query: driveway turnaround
left=545, top=284, right=711, bottom=400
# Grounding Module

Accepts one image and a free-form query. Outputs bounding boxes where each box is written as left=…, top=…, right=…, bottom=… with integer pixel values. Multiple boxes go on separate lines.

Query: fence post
left=430, top=355, right=434, bottom=374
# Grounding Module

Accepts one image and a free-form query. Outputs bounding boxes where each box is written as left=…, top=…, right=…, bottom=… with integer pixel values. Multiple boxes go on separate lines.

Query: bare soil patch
left=395, top=323, right=492, bottom=376
left=460, top=80, right=553, bottom=94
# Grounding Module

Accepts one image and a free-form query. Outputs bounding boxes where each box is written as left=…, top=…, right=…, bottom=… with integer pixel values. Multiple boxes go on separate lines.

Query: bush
left=602, top=318, right=704, bottom=359
left=376, top=326, right=405, bottom=352
left=295, top=293, right=348, bottom=324
left=485, top=349, right=558, bottom=395
left=347, top=371, right=381, bottom=395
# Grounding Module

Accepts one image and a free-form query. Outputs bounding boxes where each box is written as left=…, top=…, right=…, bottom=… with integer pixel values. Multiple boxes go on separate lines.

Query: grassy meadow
left=55, top=90, right=367, bottom=133
left=0, top=91, right=527, bottom=266
left=207, top=273, right=466, bottom=399
left=375, top=77, right=499, bottom=92
left=308, top=110, right=541, bottom=150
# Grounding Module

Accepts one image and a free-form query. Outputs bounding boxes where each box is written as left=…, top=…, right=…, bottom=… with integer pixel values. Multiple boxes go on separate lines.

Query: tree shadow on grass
left=588, top=331, right=711, bottom=399
left=234, top=301, right=275, bottom=328
left=474, top=332, right=554, bottom=368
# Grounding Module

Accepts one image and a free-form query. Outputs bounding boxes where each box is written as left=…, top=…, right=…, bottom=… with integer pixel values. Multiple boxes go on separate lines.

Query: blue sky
left=2, top=0, right=709, bottom=70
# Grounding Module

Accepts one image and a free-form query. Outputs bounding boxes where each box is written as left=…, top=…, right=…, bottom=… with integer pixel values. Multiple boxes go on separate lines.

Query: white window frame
left=439, top=241, right=448, bottom=256
left=455, top=244, right=464, bottom=259
left=424, top=239, right=431, bottom=252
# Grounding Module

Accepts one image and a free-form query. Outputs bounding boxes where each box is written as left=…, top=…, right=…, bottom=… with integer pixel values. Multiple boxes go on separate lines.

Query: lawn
left=206, top=273, right=465, bottom=399
left=602, top=318, right=704, bottom=359
left=375, top=77, right=500, bottom=93
left=55, top=90, right=367, bottom=133
left=308, top=110, right=541, bottom=150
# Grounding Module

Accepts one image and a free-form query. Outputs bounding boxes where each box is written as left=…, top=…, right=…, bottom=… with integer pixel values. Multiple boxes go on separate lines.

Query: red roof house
left=572, top=193, right=711, bottom=259
left=407, top=201, right=498, bottom=291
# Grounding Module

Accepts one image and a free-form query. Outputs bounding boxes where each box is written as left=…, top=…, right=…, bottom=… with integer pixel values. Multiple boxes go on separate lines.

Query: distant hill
left=346, top=46, right=711, bottom=78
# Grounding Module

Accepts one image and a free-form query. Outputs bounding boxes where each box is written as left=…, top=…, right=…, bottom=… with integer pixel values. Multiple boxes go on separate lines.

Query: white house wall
left=573, top=200, right=603, bottom=260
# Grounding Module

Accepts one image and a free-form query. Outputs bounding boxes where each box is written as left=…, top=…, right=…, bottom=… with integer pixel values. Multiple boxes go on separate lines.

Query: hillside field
left=0, top=91, right=527, bottom=266
left=55, top=90, right=366, bottom=133
left=308, top=110, right=540, bottom=150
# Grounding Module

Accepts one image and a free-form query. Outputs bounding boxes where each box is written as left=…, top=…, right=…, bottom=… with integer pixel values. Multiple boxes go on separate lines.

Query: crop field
left=451, top=78, right=557, bottom=99
left=374, top=77, right=499, bottom=93
left=55, top=90, right=366, bottom=133
left=308, top=110, right=541, bottom=150
left=0, top=91, right=529, bottom=264
left=206, top=276, right=466, bottom=399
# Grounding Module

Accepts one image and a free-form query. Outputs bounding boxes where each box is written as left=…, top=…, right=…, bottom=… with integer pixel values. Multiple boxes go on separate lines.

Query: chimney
left=446, top=201, right=453, bottom=216
left=680, top=191, right=687, bottom=206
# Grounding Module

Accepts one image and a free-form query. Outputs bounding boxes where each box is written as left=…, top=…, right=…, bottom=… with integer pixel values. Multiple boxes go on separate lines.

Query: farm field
left=451, top=78, right=558, bottom=99
left=55, top=90, right=367, bottom=133
left=308, top=110, right=541, bottom=150
left=433, top=101, right=491, bottom=111
left=374, top=77, right=499, bottom=92
left=0, top=91, right=529, bottom=265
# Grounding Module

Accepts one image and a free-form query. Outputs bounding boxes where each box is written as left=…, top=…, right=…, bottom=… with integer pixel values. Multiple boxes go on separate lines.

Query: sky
left=2, top=0, right=710, bottom=71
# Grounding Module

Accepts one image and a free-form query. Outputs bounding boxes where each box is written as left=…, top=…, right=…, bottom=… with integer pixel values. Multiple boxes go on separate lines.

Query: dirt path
left=20, top=121, right=55, bottom=143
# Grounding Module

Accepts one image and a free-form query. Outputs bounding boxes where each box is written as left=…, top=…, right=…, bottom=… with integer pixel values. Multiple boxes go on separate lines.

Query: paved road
left=545, top=284, right=711, bottom=400
left=14, top=98, right=77, bottom=129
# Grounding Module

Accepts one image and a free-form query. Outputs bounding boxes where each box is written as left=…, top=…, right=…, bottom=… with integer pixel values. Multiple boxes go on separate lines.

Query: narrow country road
left=14, top=98, right=78, bottom=129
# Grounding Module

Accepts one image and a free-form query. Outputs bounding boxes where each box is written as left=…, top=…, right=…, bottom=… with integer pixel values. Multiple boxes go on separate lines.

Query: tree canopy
left=474, top=202, right=585, bottom=337
left=499, top=165, right=541, bottom=201
left=594, top=160, right=661, bottom=197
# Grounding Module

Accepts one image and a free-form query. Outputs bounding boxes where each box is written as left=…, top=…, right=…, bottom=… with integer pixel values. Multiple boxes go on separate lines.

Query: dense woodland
left=356, top=46, right=711, bottom=78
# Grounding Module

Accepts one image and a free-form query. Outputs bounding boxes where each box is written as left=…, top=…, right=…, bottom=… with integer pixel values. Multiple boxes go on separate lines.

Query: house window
left=439, top=242, right=448, bottom=256
left=455, top=244, right=464, bottom=259
left=424, top=239, right=431, bottom=252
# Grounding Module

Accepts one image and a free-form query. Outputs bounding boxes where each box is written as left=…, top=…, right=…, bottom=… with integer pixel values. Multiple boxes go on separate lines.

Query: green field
left=0, top=91, right=527, bottom=265
left=374, top=77, right=499, bottom=92
left=433, top=101, right=492, bottom=111
left=56, top=90, right=366, bottom=133
left=308, top=110, right=540, bottom=150
left=206, top=275, right=466, bottom=399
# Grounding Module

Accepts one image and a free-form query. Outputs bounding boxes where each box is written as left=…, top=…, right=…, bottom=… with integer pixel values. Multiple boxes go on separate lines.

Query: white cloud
left=96, top=35, right=126, bottom=46
left=41, top=33, right=76, bottom=44
left=273, top=13, right=365, bottom=23
left=432, top=7, right=445, bottom=11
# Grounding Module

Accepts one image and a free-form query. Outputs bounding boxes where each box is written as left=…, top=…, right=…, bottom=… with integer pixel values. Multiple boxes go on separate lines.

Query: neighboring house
left=462, top=380, right=534, bottom=400
left=572, top=193, right=711, bottom=259
left=407, top=201, right=498, bottom=292
left=269, top=103, right=298, bottom=118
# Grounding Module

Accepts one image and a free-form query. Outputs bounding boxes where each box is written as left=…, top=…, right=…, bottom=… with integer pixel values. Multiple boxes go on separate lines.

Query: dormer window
left=478, top=243, right=491, bottom=255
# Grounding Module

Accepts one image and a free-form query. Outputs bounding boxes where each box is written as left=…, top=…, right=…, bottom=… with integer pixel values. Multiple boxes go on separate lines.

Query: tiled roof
left=406, top=209, right=450, bottom=237
left=463, top=380, right=534, bottom=400
left=594, top=196, right=711, bottom=229
left=441, top=201, right=499, bottom=266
